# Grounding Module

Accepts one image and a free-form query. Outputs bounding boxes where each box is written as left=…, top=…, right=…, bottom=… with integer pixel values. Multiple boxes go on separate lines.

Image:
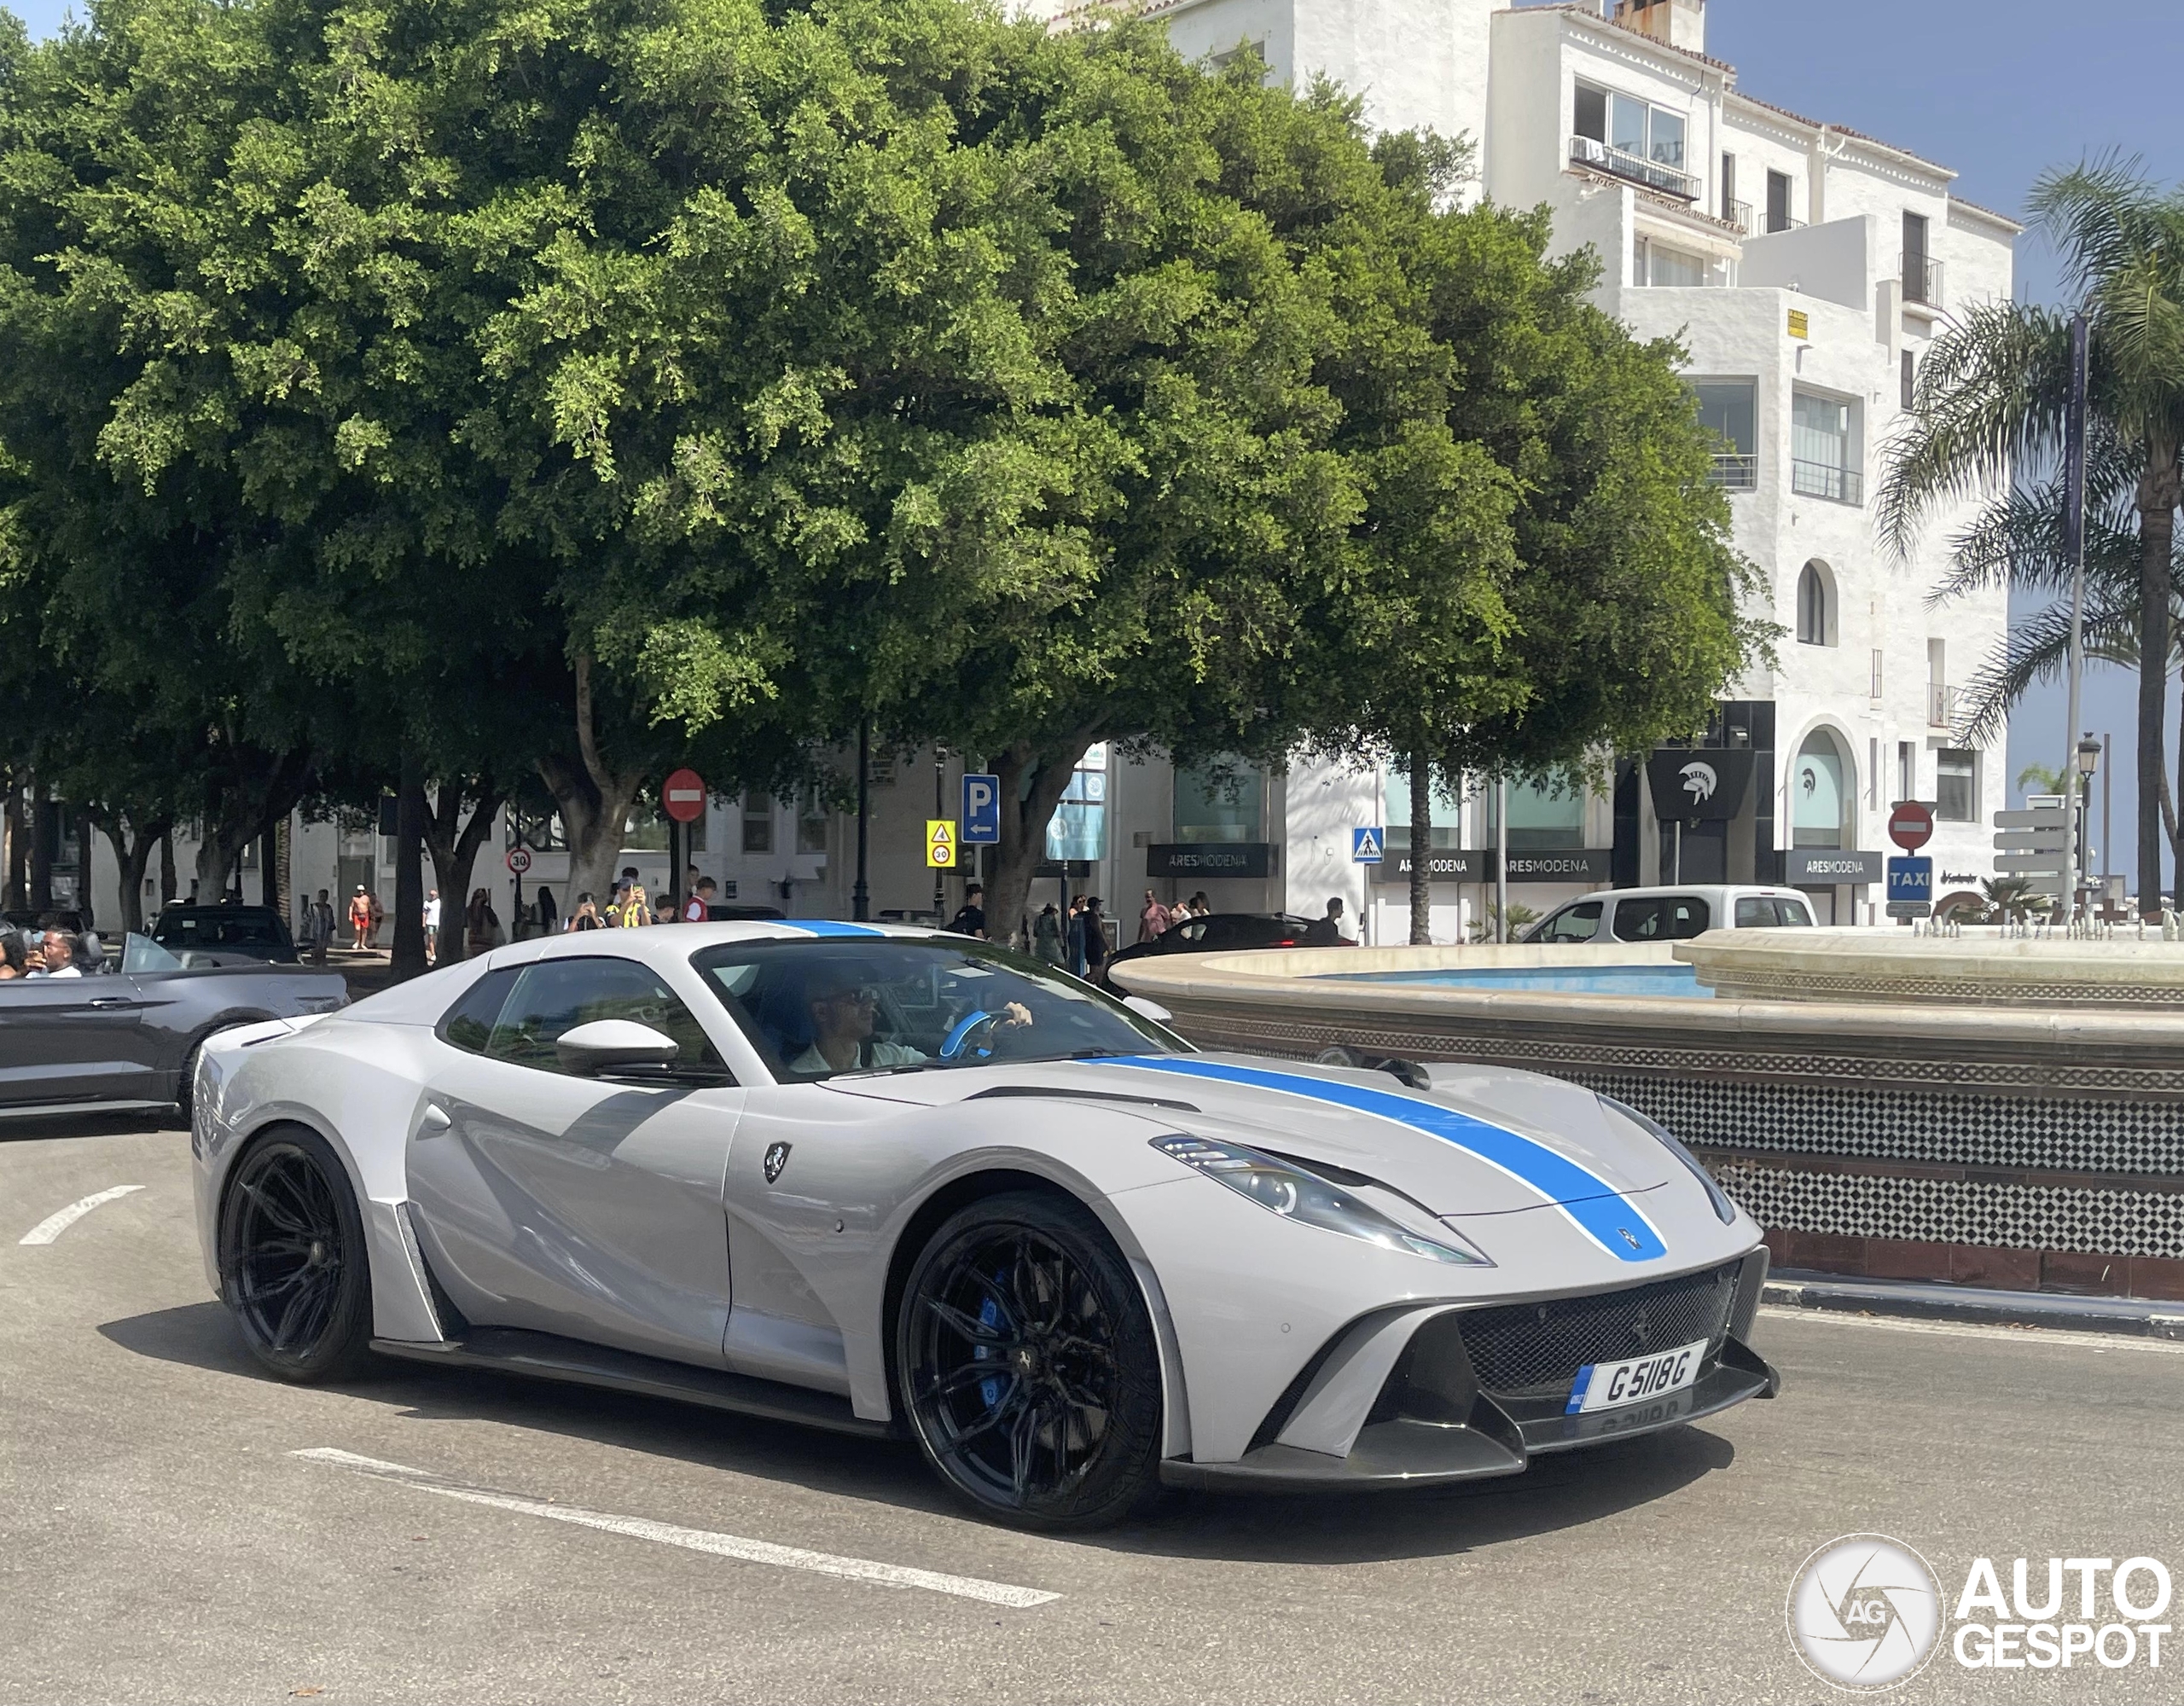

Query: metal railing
left=1901, top=252, right=1943, bottom=308
left=1928, top=682, right=1960, bottom=729
left=1791, top=458, right=1863, bottom=505
left=1708, top=452, right=1757, bottom=490
left=1765, top=212, right=1806, bottom=235
left=1725, top=199, right=1754, bottom=235
left=1568, top=135, right=1699, bottom=201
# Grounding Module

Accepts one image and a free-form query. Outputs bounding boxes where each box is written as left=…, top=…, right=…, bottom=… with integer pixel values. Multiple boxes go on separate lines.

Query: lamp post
left=2076, top=734, right=2101, bottom=918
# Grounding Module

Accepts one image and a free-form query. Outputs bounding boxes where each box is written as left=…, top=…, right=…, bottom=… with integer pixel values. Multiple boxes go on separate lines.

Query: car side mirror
left=555, top=1019, right=680, bottom=1076
left=1120, top=995, right=1173, bottom=1025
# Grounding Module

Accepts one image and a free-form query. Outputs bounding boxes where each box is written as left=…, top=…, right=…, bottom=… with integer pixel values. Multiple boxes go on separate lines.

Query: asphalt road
left=5, top=1119, right=2183, bottom=1705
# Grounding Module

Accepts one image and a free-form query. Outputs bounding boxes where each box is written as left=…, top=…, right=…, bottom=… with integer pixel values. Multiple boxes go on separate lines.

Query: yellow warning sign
left=926, top=820, right=956, bottom=868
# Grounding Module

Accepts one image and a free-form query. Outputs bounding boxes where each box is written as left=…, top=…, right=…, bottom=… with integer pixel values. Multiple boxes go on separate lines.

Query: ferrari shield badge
left=763, top=1142, right=793, bottom=1185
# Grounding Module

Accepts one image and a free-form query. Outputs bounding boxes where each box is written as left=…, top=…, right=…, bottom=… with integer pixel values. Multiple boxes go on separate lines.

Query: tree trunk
left=422, top=781, right=502, bottom=966
left=537, top=654, right=646, bottom=911
left=95, top=815, right=166, bottom=935
left=2138, top=461, right=2177, bottom=917
left=1408, top=750, right=1432, bottom=945
left=159, top=832, right=177, bottom=908
left=29, top=780, right=52, bottom=910
left=986, top=734, right=1095, bottom=956
left=392, top=759, right=429, bottom=980
left=3, top=783, right=23, bottom=910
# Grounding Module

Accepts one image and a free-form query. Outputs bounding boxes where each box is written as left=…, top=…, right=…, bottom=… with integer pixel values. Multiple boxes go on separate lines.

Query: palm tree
left=1882, top=159, right=2184, bottom=915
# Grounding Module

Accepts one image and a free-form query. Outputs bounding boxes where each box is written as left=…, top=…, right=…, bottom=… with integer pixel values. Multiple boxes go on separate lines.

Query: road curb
left=1763, top=1271, right=2184, bottom=1341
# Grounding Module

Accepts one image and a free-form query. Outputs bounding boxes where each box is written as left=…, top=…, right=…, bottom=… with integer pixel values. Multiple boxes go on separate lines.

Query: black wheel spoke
left=224, top=1141, right=353, bottom=1368
left=924, top=1294, right=1012, bottom=1346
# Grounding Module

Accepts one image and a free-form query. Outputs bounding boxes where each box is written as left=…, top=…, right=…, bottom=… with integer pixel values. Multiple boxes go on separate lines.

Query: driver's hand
left=1002, top=1001, right=1032, bottom=1029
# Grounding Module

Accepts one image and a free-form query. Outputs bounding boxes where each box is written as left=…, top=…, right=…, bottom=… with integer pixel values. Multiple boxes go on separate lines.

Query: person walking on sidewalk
left=1138, top=890, right=1170, bottom=943
left=346, top=886, right=372, bottom=951
left=1032, top=902, right=1064, bottom=966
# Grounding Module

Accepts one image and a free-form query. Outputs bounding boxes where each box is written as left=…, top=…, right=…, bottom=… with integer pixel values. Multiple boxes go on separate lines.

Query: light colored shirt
left=787, top=1040, right=924, bottom=1076
left=29, top=965, right=81, bottom=979
left=425, top=899, right=441, bottom=927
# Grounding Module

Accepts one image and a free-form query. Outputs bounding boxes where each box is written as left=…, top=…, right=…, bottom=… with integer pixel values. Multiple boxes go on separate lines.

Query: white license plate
left=1566, top=1339, right=1708, bottom=1414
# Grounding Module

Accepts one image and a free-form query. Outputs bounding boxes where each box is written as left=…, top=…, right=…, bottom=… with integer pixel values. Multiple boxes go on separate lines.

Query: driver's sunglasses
left=817, top=986, right=880, bottom=1007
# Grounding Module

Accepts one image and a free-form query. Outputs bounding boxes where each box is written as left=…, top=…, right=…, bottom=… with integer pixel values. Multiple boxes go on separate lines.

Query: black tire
left=896, top=1190, right=1164, bottom=1532
left=173, top=1042, right=202, bottom=1133
left=218, top=1126, right=375, bottom=1382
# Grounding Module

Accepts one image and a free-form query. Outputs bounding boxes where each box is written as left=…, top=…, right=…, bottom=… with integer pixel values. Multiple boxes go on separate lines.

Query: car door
left=0, top=977, right=157, bottom=1109
left=1533, top=900, right=1604, bottom=943
left=404, top=955, right=745, bottom=1367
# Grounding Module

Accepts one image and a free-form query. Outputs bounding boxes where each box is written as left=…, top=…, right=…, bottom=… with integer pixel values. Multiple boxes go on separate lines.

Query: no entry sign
left=1888, top=800, right=1934, bottom=852
left=661, top=768, right=706, bottom=824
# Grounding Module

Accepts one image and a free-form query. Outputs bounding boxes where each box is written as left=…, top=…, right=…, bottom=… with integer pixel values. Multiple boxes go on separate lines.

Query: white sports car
left=191, top=920, right=1777, bottom=1530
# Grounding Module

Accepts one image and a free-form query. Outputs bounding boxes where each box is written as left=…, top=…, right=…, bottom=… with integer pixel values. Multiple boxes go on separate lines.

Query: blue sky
left=6, top=0, right=2180, bottom=879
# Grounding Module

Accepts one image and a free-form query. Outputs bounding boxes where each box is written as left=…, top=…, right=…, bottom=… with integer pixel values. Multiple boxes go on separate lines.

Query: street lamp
left=2075, top=734, right=2101, bottom=915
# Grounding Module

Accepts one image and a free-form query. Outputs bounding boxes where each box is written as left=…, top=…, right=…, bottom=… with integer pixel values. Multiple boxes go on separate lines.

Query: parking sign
left=961, top=773, right=1000, bottom=844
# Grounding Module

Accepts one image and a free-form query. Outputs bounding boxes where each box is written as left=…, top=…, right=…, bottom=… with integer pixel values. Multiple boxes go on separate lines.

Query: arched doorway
left=1792, top=728, right=1853, bottom=923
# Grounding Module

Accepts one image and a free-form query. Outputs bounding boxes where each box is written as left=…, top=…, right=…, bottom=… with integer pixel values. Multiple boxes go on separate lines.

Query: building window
left=1692, top=380, right=1757, bottom=487
left=1791, top=391, right=1862, bottom=505
left=1902, top=211, right=1937, bottom=305
left=1484, top=777, right=1588, bottom=852
left=1897, top=741, right=1915, bottom=805
left=1937, top=750, right=1977, bottom=821
left=1766, top=170, right=1794, bottom=234
left=1572, top=82, right=1695, bottom=199
left=1722, top=152, right=1745, bottom=229
left=1901, top=348, right=1917, bottom=411
left=796, top=786, right=829, bottom=856
left=1633, top=235, right=1711, bottom=287
left=1797, top=561, right=1834, bottom=647
left=1050, top=745, right=1108, bottom=861
left=1172, top=755, right=1258, bottom=844
left=1792, top=731, right=1850, bottom=850
left=621, top=807, right=704, bottom=853
left=1870, top=649, right=1885, bottom=699
left=741, top=792, right=773, bottom=855
left=1384, top=768, right=1461, bottom=853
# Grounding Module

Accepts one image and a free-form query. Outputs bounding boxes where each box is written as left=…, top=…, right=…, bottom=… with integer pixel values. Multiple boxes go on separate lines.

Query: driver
left=790, top=969, right=1031, bottom=1075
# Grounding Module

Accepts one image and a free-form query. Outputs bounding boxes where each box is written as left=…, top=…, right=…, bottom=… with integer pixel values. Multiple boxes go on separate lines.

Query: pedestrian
left=1031, top=902, right=1064, bottom=966
left=1065, top=894, right=1087, bottom=975
left=1187, top=891, right=1211, bottom=919
left=305, top=891, right=334, bottom=963
left=1138, top=889, right=1170, bottom=943
left=568, top=891, right=604, bottom=931
left=948, top=883, right=988, bottom=939
left=618, top=866, right=650, bottom=926
left=1301, top=897, right=1354, bottom=947
left=536, top=886, right=557, bottom=934
left=424, top=889, right=441, bottom=962
left=346, top=886, right=372, bottom=951
left=1078, top=897, right=1111, bottom=981
left=466, top=887, right=502, bottom=955
left=0, top=933, right=22, bottom=979
left=682, top=877, right=716, bottom=923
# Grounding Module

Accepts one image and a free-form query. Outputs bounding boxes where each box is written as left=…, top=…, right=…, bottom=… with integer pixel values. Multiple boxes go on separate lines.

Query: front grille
left=1455, top=1263, right=1740, bottom=1399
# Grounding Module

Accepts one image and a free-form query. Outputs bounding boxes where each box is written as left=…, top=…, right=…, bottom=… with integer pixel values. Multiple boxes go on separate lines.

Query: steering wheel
left=938, top=1009, right=1001, bottom=1062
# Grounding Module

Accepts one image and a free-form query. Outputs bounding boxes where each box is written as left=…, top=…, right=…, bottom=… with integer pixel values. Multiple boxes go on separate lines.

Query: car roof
left=1553, top=886, right=1806, bottom=905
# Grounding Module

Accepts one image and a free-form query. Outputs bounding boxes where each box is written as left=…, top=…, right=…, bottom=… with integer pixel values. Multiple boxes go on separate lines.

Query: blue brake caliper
left=977, top=1287, right=1002, bottom=1408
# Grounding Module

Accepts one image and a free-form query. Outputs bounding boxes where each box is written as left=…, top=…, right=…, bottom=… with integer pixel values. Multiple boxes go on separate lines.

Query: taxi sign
left=926, top=820, right=956, bottom=869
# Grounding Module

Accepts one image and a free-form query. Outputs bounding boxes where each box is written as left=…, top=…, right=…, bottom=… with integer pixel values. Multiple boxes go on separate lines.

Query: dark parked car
left=3, top=908, right=89, bottom=935
left=0, top=932, right=345, bottom=1123
left=1100, top=911, right=1316, bottom=984
left=150, top=904, right=299, bottom=965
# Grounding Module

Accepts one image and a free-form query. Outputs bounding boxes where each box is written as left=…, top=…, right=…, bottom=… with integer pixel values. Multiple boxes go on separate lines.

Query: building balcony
left=1928, top=682, right=1962, bottom=730
left=1709, top=452, right=1757, bottom=490
left=1791, top=458, right=1863, bottom=506
left=1724, top=199, right=1754, bottom=235
left=1569, top=134, right=1699, bottom=201
left=1902, top=252, right=1943, bottom=309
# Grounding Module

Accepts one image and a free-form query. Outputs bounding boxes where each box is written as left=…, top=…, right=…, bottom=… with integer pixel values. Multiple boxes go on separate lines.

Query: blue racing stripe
left=1110, top=1055, right=1666, bottom=1262
left=782, top=920, right=886, bottom=937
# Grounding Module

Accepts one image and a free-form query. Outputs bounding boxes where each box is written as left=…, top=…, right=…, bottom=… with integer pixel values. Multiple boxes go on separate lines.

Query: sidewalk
left=1765, top=1268, right=2184, bottom=1341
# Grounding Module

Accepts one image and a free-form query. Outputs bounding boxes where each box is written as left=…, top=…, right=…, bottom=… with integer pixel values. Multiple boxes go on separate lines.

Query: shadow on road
left=100, top=1300, right=1735, bottom=1566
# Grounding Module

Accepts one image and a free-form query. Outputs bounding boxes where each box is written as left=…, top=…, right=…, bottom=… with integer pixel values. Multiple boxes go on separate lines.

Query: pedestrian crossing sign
left=926, top=820, right=956, bottom=868
left=1351, top=826, right=1385, bottom=864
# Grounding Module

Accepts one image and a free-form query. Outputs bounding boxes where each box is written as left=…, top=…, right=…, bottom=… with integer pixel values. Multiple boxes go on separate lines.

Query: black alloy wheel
left=897, top=1191, right=1163, bottom=1531
left=218, top=1128, right=373, bottom=1381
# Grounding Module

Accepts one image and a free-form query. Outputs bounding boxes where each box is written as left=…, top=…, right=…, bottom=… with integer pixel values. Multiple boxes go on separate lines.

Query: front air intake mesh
left=1455, top=1262, right=1740, bottom=1398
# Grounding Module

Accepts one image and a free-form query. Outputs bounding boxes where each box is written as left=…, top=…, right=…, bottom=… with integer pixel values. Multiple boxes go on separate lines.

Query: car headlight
left=1597, top=1094, right=1738, bottom=1225
left=1152, top=1134, right=1491, bottom=1266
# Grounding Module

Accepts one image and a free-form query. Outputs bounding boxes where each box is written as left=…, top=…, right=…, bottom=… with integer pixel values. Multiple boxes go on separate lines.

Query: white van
left=1523, top=885, right=1815, bottom=945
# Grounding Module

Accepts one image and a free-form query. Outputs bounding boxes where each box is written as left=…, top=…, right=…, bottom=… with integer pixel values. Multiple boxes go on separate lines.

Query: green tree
left=1883, top=159, right=2184, bottom=914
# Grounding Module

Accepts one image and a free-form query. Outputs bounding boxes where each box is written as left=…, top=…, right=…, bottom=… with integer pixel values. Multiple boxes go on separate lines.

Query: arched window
left=1797, top=561, right=1833, bottom=647
left=1793, top=729, right=1850, bottom=850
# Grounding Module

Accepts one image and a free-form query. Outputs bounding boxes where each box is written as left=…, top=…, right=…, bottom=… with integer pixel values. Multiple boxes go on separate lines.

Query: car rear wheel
left=218, top=1128, right=374, bottom=1382
left=897, top=1191, right=1164, bottom=1531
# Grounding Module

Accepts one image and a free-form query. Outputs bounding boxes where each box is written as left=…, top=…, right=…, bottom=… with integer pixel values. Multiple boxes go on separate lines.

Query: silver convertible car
left=191, top=920, right=1777, bottom=1530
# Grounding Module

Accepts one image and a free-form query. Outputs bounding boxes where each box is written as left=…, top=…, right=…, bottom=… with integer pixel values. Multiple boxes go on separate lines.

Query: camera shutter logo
left=1680, top=761, right=1717, bottom=804
left=1787, top=1534, right=1943, bottom=1691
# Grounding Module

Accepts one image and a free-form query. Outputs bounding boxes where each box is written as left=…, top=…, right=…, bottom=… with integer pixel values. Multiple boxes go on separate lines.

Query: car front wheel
left=897, top=1190, right=1164, bottom=1531
left=218, top=1127, right=374, bottom=1382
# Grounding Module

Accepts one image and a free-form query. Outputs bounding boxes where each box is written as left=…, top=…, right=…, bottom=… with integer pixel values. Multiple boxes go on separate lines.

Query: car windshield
left=122, top=933, right=184, bottom=973
left=692, top=937, right=1183, bottom=1082
left=153, top=911, right=288, bottom=949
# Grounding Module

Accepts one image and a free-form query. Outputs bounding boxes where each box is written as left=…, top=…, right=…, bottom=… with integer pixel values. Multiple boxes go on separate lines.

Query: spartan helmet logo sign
left=1679, top=761, right=1718, bottom=804
left=763, top=1142, right=793, bottom=1185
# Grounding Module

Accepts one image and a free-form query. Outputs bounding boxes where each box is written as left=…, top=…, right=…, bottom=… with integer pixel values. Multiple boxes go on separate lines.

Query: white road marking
left=18, top=1185, right=144, bottom=1245
left=1758, top=1304, right=2184, bottom=1356
left=292, top=1448, right=1059, bottom=1608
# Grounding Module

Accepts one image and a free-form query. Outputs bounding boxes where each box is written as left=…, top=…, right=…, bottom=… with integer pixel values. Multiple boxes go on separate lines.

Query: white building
left=31, top=0, right=2018, bottom=944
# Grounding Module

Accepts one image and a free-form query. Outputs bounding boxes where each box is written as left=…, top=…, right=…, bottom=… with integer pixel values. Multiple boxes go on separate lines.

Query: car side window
left=483, top=957, right=724, bottom=1074
left=1734, top=897, right=1774, bottom=927
left=1612, top=899, right=1663, bottom=942
left=1173, top=920, right=1207, bottom=944
left=437, top=967, right=520, bottom=1054
left=1777, top=897, right=1815, bottom=926
left=1538, top=901, right=1603, bottom=943
left=1662, top=897, right=1711, bottom=938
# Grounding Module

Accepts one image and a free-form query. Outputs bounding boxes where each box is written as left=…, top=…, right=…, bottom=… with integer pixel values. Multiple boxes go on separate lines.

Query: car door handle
left=88, top=996, right=136, bottom=1010
left=419, top=1104, right=452, bottom=1134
